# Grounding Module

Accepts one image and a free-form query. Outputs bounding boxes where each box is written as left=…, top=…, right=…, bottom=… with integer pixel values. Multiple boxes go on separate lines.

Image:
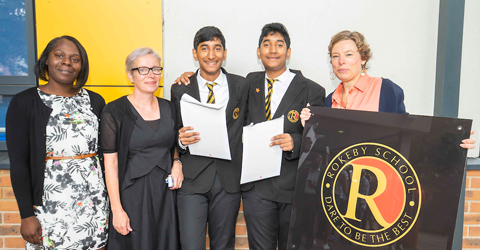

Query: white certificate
left=241, top=116, right=284, bottom=184
left=180, top=94, right=231, bottom=160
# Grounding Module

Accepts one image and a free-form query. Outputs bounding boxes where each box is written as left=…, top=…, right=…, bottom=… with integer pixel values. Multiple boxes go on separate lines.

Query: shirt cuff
left=178, top=138, right=187, bottom=150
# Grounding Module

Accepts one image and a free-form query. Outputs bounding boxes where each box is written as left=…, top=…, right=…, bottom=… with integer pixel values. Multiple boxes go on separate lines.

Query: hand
left=179, top=126, right=200, bottom=146
left=21, top=216, right=42, bottom=245
left=300, top=103, right=311, bottom=127
left=170, top=161, right=184, bottom=190
left=174, top=72, right=195, bottom=85
left=270, top=133, right=294, bottom=151
left=461, top=131, right=476, bottom=149
left=113, top=210, right=133, bottom=235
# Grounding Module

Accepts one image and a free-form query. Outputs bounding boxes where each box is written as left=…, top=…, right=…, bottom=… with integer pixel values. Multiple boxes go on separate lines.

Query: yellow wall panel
left=35, top=0, right=163, bottom=101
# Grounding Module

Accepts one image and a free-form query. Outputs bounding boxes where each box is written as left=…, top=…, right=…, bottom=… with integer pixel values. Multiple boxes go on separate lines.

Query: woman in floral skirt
left=6, top=36, right=108, bottom=249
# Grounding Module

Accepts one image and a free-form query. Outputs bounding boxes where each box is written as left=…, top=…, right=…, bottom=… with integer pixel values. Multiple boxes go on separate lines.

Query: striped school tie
left=206, top=82, right=217, bottom=104
left=265, top=78, right=278, bottom=120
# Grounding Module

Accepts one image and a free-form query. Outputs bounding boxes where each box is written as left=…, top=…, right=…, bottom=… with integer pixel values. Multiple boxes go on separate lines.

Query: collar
left=264, top=67, right=293, bottom=82
left=352, top=74, right=370, bottom=92
left=332, top=74, right=370, bottom=104
left=197, top=69, right=227, bottom=87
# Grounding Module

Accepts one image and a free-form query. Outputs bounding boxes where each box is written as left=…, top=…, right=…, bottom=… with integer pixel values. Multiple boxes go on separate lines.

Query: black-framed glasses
left=131, top=67, right=163, bottom=75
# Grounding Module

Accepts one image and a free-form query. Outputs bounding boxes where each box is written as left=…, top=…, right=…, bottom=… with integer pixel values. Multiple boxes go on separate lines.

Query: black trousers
left=242, top=186, right=293, bottom=250
left=177, top=174, right=241, bottom=250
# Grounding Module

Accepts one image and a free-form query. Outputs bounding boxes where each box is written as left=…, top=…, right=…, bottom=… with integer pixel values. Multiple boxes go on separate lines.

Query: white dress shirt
left=197, top=70, right=229, bottom=105
left=264, top=68, right=296, bottom=117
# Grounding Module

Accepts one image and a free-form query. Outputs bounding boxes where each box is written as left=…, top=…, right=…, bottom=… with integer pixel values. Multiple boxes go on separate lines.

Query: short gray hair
left=125, top=47, right=161, bottom=72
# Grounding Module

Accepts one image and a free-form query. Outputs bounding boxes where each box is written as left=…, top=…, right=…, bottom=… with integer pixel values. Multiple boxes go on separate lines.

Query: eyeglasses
left=131, top=67, right=163, bottom=75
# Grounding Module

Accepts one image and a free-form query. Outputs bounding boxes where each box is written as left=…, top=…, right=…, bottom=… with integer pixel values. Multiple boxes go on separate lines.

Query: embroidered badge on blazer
left=256, top=88, right=260, bottom=93
left=233, top=108, right=240, bottom=119
left=287, top=110, right=300, bottom=123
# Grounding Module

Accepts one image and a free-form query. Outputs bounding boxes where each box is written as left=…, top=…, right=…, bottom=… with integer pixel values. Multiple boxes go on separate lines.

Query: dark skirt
left=107, top=166, right=179, bottom=250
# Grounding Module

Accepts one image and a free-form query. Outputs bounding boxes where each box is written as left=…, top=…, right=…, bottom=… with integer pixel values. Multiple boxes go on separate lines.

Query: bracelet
left=174, top=158, right=183, bottom=165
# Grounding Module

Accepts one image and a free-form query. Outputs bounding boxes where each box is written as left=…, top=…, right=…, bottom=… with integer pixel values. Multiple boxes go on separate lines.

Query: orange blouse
left=330, top=74, right=383, bottom=112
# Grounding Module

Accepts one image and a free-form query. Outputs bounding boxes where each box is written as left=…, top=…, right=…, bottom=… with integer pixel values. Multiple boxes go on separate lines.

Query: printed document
left=180, top=94, right=231, bottom=160
left=241, top=117, right=284, bottom=184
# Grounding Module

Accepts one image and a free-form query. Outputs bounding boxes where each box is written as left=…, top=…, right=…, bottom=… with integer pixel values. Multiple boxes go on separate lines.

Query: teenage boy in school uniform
left=170, top=26, right=248, bottom=250
left=241, top=22, right=325, bottom=250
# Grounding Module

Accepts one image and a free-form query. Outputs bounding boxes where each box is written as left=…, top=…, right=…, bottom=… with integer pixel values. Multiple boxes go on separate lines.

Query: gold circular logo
left=287, top=110, right=299, bottom=123
left=233, top=108, right=239, bottom=120
left=321, top=142, right=421, bottom=247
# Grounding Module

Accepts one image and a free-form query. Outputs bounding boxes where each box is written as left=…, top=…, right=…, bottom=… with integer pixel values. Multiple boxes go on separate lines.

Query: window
left=0, top=0, right=28, bottom=76
left=0, top=0, right=36, bottom=167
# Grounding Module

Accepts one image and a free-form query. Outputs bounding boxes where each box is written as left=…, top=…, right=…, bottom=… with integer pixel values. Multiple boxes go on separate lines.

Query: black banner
left=288, top=107, right=471, bottom=250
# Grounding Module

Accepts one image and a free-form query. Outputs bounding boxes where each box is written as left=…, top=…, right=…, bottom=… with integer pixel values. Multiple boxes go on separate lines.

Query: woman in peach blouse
left=300, top=30, right=475, bottom=250
left=326, top=30, right=405, bottom=113
left=301, top=30, right=475, bottom=148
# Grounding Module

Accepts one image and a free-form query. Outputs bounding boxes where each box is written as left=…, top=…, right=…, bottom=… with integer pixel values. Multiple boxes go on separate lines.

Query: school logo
left=287, top=110, right=299, bottom=123
left=233, top=108, right=239, bottom=120
left=321, top=143, right=421, bottom=247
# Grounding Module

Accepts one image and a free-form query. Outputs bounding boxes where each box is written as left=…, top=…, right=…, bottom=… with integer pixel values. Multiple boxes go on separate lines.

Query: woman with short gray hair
left=101, top=47, right=182, bottom=249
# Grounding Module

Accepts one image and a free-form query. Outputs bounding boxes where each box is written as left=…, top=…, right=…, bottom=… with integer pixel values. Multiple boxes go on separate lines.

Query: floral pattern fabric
left=26, top=89, right=109, bottom=250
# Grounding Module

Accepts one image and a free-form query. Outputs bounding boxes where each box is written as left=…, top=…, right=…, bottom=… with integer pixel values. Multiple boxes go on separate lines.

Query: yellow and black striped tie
left=265, top=78, right=278, bottom=121
left=206, top=82, right=217, bottom=104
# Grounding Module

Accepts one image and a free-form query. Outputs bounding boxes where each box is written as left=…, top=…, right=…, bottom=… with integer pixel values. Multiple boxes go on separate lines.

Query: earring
left=361, top=65, right=366, bottom=76
left=330, top=71, right=336, bottom=80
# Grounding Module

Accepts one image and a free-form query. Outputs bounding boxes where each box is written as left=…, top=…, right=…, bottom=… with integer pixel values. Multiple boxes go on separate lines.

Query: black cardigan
left=6, top=87, right=105, bottom=219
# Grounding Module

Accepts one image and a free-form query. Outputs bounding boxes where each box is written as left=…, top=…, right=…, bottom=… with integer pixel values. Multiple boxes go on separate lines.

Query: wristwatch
left=174, top=158, right=183, bottom=165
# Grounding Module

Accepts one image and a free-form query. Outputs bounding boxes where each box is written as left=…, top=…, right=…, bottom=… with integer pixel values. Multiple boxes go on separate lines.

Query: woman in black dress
left=101, top=47, right=182, bottom=249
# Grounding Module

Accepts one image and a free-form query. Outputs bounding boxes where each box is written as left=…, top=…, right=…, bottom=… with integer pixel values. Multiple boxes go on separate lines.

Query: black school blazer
left=242, top=70, right=325, bottom=204
left=170, top=68, right=248, bottom=194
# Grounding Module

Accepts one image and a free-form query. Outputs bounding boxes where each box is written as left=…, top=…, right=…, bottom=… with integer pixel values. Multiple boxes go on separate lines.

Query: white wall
left=460, top=0, right=480, bottom=157
left=163, top=0, right=440, bottom=116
